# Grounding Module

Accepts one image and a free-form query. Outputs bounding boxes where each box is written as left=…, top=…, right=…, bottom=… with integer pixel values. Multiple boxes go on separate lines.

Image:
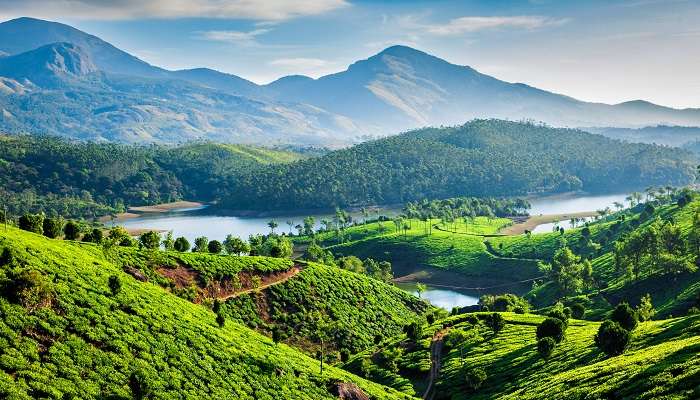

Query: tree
left=108, top=275, right=122, bottom=295
left=537, top=337, right=556, bottom=359
left=636, top=294, right=656, bottom=322
left=108, top=226, right=135, bottom=247
left=139, top=231, right=161, bottom=250
left=162, top=231, right=175, bottom=251
left=19, top=213, right=44, bottom=234
left=595, top=320, right=630, bottom=356
left=415, top=283, right=427, bottom=299
left=63, top=221, right=80, bottom=240
left=174, top=236, right=190, bottom=252
left=548, top=247, right=585, bottom=295
left=216, top=312, right=226, bottom=328
left=303, top=216, right=315, bottom=236
left=208, top=240, right=223, bottom=254
left=267, top=220, right=278, bottom=234
left=193, top=236, right=209, bottom=253
left=259, top=236, right=293, bottom=258
left=83, top=228, right=103, bottom=244
left=42, top=217, right=63, bottom=239
left=224, top=235, right=249, bottom=255
left=570, top=303, right=586, bottom=319
left=536, top=317, right=566, bottom=343
left=485, top=313, right=506, bottom=335
left=610, top=302, right=638, bottom=331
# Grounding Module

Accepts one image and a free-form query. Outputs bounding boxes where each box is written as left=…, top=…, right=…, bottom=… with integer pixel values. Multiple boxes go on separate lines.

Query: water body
left=395, top=282, right=479, bottom=310
left=112, top=192, right=626, bottom=308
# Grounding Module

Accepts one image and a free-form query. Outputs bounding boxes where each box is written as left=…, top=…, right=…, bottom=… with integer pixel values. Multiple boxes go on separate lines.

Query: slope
left=0, top=226, right=415, bottom=399
left=346, top=312, right=700, bottom=399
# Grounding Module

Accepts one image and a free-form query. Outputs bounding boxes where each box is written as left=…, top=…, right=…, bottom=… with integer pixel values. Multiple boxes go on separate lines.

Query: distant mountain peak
left=0, top=41, right=97, bottom=86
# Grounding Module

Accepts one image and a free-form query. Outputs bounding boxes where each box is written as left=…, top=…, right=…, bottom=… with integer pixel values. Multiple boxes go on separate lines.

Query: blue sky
left=1, top=0, right=698, bottom=108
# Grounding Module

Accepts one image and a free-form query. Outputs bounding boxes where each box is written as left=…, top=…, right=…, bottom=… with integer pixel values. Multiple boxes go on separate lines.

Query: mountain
left=586, top=125, right=700, bottom=148
left=1, top=17, right=699, bottom=147
left=267, top=45, right=700, bottom=131
left=0, top=42, right=98, bottom=87
left=218, top=120, right=696, bottom=211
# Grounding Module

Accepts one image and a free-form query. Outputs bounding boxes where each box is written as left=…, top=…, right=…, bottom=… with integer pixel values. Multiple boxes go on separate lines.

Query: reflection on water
left=528, top=193, right=628, bottom=215
left=396, top=283, right=479, bottom=310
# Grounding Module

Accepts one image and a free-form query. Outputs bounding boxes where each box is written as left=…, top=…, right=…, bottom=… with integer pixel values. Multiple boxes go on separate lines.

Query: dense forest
left=221, top=120, right=697, bottom=211
left=1, top=119, right=696, bottom=219
left=0, top=135, right=301, bottom=218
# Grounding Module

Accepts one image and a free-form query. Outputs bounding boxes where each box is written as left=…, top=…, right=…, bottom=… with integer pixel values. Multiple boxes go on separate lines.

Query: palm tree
left=267, top=220, right=278, bottom=234
left=286, top=220, right=294, bottom=235
left=613, top=201, right=624, bottom=211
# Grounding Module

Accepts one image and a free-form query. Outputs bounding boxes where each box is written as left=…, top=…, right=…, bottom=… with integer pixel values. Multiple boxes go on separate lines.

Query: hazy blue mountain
left=1, top=17, right=699, bottom=146
left=586, top=125, right=700, bottom=147
left=266, top=45, right=700, bottom=131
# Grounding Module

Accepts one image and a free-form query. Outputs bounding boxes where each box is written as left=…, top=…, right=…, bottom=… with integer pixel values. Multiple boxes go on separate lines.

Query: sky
left=1, top=0, right=698, bottom=108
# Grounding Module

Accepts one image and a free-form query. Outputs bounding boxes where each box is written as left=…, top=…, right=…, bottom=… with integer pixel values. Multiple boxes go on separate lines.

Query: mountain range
left=1, top=17, right=699, bottom=146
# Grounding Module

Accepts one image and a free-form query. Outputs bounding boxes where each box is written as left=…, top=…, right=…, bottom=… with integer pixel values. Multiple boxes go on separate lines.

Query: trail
left=423, top=328, right=450, bottom=400
left=218, top=265, right=303, bottom=301
left=482, top=240, right=542, bottom=262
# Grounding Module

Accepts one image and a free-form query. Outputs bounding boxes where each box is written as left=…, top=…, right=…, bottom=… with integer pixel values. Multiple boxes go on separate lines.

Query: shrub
left=174, top=237, right=190, bottom=252
left=570, top=303, right=586, bottom=319
left=139, top=231, right=161, bottom=250
left=536, top=317, right=566, bottom=343
left=42, top=217, right=64, bottom=238
left=63, top=221, right=80, bottom=240
left=464, top=367, right=487, bottom=391
left=108, top=226, right=135, bottom=247
left=537, top=337, right=556, bottom=359
left=11, top=269, right=54, bottom=313
left=208, top=240, right=223, bottom=254
left=595, top=320, right=630, bottom=356
left=485, top=313, right=506, bottom=335
left=19, top=213, right=44, bottom=234
left=426, top=313, right=435, bottom=324
left=108, top=275, right=122, bottom=295
left=610, top=302, right=638, bottom=331
left=444, top=329, right=471, bottom=349
left=547, top=305, right=570, bottom=329
left=404, top=322, right=423, bottom=341
left=216, top=312, right=226, bottom=327
left=480, top=293, right=530, bottom=313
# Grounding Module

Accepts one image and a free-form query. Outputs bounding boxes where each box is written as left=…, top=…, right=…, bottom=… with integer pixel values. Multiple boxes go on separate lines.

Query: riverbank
left=101, top=201, right=205, bottom=223
left=500, top=211, right=598, bottom=235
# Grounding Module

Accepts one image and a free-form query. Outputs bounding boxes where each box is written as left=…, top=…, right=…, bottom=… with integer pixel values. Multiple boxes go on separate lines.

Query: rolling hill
left=1, top=17, right=700, bottom=146
left=0, top=226, right=416, bottom=399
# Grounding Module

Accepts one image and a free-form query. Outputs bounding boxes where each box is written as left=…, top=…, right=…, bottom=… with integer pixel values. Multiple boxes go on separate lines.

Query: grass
left=0, top=227, right=415, bottom=399
left=349, top=312, right=700, bottom=399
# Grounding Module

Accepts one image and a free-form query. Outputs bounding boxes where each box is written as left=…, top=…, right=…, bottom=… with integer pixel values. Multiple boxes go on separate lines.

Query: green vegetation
left=0, top=135, right=302, bottom=218
left=0, top=226, right=414, bottom=399
left=348, top=312, right=700, bottom=399
left=221, top=120, right=695, bottom=211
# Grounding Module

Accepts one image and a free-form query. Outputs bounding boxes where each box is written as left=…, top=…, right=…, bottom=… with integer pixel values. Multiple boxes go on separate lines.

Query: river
left=110, top=192, right=628, bottom=310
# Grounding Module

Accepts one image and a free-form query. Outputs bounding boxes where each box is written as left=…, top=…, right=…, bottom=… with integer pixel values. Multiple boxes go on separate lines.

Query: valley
left=2, top=7, right=700, bottom=400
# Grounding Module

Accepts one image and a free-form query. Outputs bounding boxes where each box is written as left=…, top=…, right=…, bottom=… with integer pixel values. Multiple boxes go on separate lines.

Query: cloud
left=268, top=57, right=339, bottom=78
left=0, top=0, right=349, bottom=21
left=426, top=16, right=569, bottom=36
left=196, top=29, right=271, bottom=46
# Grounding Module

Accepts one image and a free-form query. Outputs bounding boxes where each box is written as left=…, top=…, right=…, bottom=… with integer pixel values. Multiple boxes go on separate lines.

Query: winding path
left=423, top=328, right=450, bottom=400
left=218, top=265, right=304, bottom=301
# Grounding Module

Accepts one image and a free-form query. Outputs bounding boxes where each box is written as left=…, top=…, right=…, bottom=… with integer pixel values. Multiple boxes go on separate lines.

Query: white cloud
left=0, top=0, right=349, bottom=21
left=427, top=16, right=569, bottom=36
left=268, top=57, right=339, bottom=78
left=196, top=29, right=270, bottom=46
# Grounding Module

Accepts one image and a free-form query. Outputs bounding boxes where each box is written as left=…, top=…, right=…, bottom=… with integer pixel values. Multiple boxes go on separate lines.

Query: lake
left=395, top=282, right=479, bottom=310
left=111, top=192, right=627, bottom=308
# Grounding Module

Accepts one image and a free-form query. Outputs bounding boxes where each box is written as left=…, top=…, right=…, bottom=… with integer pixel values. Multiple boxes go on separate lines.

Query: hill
left=0, top=135, right=303, bottom=218
left=586, top=125, right=700, bottom=149
left=221, top=120, right=696, bottom=211
left=344, top=312, right=700, bottom=399
left=0, top=226, right=416, bottom=399
left=2, top=18, right=700, bottom=146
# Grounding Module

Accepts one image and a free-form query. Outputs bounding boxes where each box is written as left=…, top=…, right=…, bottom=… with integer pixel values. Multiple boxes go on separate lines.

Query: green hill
left=0, top=227, right=414, bottom=399
left=220, top=119, right=695, bottom=211
left=345, top=312, right=700, bottom=399
left=0, top=135, right=302, bottom=218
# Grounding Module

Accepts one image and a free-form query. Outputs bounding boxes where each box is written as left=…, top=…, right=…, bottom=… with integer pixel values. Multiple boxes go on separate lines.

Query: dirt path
left=423, top=328, right=450, bottom=400
left=218, top=265, right=303, bottom=301
left=499, top=211, right=598, bottom=235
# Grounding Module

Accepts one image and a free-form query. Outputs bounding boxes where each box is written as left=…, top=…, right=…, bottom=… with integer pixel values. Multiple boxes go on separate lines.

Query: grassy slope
left=348, top=312, right=700, bottom=399
left=304, top=217, right=541, bottom=287
left=0, top=227, right=414, bottom=400
left=436, top=313, right=700, bottom=399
